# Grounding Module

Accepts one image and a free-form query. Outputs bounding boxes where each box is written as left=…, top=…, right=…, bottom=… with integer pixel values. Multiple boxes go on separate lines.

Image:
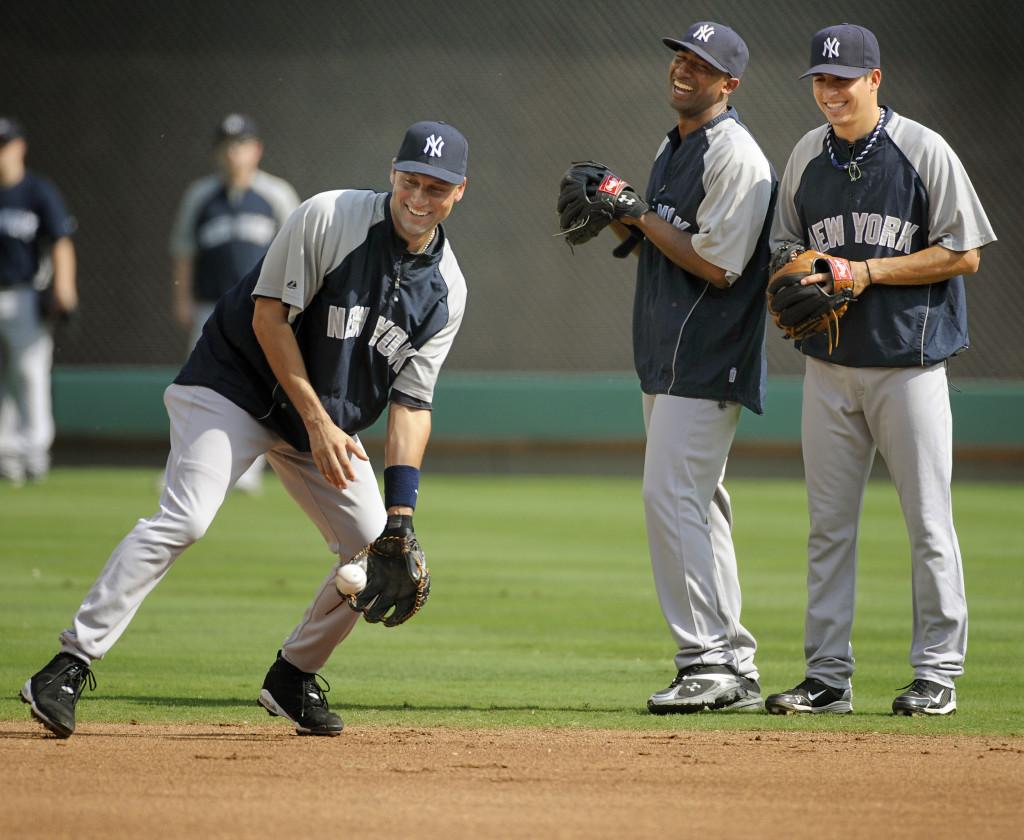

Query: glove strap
left=384, top=465, right=420, bottom=510
left=385, top=513, right=414, bottom=533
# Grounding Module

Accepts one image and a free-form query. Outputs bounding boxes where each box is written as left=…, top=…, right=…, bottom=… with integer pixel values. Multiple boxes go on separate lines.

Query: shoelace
left=301, top=673, right=331, bottom=709
left=897, top=679, right=937, bottom=696
left=62, top=662, right=97, bottom=703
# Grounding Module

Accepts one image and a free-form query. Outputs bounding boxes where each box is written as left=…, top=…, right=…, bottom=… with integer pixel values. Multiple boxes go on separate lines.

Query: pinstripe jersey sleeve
left=769, top=126, right=828, bottom=250
left=253, top=189, right=385, bottom=322
left=691, top=119, right=774, bottom=282
left=885, top=114, right=996, bottom=251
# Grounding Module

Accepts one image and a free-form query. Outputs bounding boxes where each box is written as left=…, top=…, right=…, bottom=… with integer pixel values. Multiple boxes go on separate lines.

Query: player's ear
left=389, top=165, right=397, bottom=187
left=724, top=77, right=740, bottom=95
left=869, top=68, right=882, bottom=92
left=453, top=178, right=467, bottom=203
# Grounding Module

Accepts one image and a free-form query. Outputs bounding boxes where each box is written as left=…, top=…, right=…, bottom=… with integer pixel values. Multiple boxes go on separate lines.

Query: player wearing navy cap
left=575, top=22, right=776, bottom=713
left=764, top=24, right=996, bottom=716
left=169, top=113, right=299, bottom=493
left=0, top=117, right=78, bottom=485
left=21, top=120, right=469, bottom=738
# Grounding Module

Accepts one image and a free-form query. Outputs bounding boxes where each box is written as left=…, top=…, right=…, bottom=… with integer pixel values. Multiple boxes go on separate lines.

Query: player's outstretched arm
left=384, top=402, right=430, bottom=510
left=855, top=245, right=981, bottom=288
left=252, top=297, right=367, bottom=488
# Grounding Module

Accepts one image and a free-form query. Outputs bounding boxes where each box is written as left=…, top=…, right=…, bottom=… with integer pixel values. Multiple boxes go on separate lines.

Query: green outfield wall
left=52, top=367, right=1024, bottom=453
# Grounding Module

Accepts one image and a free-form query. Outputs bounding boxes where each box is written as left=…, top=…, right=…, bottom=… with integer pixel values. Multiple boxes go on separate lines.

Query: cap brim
left=800, top=64, right=873, bottom=79
left=393, top=161, right=465, bottom=185
left=661, top=37, right=733, bottom=77
left=217, top=133, right=259, bottom=142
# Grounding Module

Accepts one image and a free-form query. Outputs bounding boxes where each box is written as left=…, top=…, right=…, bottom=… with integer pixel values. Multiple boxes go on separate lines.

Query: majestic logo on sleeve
left=807, top=212, right=920, bottom=254
left=423, top=135, right=445, bottom=157
left=693, top=24, right=715, bottom=42
left=823, top=37, right=840, bottom=59
left=326, top=305, right=416, bottom=372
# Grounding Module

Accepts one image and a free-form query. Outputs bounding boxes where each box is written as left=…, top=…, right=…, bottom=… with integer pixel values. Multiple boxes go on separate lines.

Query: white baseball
left=335, top=563, right=367, bottom=596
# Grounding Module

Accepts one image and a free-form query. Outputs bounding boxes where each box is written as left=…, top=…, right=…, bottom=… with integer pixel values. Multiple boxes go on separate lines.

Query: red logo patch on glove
left=821, top=255, right=854, bottom=284
left=598, top=175, right=627, bottom=197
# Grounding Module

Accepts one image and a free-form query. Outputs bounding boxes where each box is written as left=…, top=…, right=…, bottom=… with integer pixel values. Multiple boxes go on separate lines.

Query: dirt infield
left=2, top=722, right=1021, bottom=839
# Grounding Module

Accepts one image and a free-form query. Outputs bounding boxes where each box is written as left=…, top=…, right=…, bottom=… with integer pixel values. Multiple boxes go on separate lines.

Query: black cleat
left=20, top=652, right=96, bottom=738
left=892, top=679, right=957, bottom=716
left=257, top=652, right=343, bottom=736
left=647, top=664, right=764, bottom=714
left=765, top=677, right=852, bottom=715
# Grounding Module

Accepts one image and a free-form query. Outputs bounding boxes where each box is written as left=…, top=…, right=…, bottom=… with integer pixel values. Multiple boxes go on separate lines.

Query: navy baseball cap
left=0, top=116, right=24, bottom=145
left=663, top=22, right=749, bottom=79
left=801, top=23, right=881, bottom=79
left=393, top=120, right=468, bottom=185
left=215, top=113, right=260, bottom=144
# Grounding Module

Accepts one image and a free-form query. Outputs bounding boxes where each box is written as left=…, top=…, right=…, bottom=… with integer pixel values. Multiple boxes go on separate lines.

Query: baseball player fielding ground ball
left=558, top=22, right=776, bottom=713
left=763, top=24, right=996, bottom=717
left=20, top=121, right=469, bottom=738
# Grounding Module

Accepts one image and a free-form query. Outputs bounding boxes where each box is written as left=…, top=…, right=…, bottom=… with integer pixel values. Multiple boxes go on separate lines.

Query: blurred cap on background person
left=214, top=113, right=260, bottom=146
left=0, top=116, right=25, bottom=145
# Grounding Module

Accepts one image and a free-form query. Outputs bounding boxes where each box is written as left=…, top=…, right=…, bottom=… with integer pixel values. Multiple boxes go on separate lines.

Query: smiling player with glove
left=764, top=23, right=997, bottom=718
left=559, top=22, right=776, bottom=715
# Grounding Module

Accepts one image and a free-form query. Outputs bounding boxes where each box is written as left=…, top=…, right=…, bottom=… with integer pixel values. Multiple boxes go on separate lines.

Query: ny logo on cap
left=823, top=37, right=840, bottom=59
left=423, top=134, right=445, bottom=157
left=693, top=24, right=715, bottom=42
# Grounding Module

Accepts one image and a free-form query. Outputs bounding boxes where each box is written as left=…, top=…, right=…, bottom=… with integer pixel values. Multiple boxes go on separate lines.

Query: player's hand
left=307, top=417, right=368, bottom=489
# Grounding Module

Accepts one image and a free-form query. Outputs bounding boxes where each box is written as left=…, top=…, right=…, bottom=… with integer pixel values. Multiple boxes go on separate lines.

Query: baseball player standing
left=21, top=120, right=469, bottom=738
left=0, top=117, right=78, bottom=485
left=560, top=22, right=776, bottom=712
left=169, top=113, right=299, bottom=493
left=764, top=24, right=996, bottom=716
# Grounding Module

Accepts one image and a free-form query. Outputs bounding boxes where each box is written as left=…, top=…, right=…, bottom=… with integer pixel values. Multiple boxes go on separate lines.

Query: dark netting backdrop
left=4, top=0, right=1020, bottom=377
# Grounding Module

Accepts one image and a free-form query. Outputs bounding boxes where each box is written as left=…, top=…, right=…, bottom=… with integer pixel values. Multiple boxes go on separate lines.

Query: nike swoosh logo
left=807, top=690, right=827, bottom=701
left=928, top=692, right=945, bottom=703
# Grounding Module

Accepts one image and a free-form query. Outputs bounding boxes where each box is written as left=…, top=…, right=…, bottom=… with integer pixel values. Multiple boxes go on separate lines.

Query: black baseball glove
left=348, top=515, right=430, bottom=627
left=556, top=160, right=648, bottom=248
left=766, top=246, right=856, bottom=353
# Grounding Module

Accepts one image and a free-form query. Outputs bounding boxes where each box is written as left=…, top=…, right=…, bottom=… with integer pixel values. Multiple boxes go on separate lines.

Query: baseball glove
left=556, top=160, right=648, bottom=248
left=766, top=246, right=856, bottom=353
left=347, top=515, right=430, bottom=627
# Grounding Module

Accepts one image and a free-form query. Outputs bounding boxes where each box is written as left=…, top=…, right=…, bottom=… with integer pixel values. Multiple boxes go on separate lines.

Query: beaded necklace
left=826, top=107, right=886, bottom=182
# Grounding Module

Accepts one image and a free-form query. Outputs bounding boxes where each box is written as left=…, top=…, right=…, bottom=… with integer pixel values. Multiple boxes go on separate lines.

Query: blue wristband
left=383, top=465, right=420, bottom=509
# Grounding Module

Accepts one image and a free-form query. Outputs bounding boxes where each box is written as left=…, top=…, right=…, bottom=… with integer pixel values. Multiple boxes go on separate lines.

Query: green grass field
left=2, top=468, right=1021, bottom=736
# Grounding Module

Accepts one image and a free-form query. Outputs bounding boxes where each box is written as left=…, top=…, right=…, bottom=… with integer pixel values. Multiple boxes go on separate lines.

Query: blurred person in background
left=0, top=116, right=77, bottom=485
left=169, top=113, right=299, bottom=493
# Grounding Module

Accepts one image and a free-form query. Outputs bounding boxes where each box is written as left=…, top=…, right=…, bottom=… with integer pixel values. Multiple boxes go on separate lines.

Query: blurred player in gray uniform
left=21, top=120, right=469, bottom=738
left=764, top=24, right=996, bottom=716
left=0, top=117, right=77, bottom=485
left=604, top=23, right=776, bottom=712
left=169, top=114, right=299, bottom=493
